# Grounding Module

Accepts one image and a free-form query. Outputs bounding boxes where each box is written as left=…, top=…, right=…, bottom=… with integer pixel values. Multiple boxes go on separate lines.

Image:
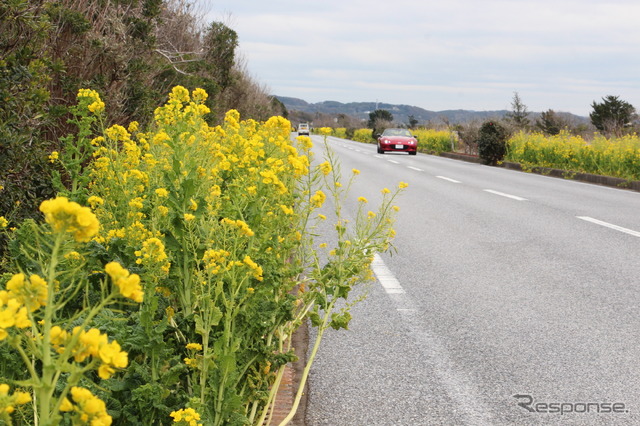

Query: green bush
left=477, top=121, right=508, bottom=165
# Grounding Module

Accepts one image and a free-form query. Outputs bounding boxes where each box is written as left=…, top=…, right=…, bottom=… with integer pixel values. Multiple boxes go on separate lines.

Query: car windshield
left=382, top=129, right=412, bottom=137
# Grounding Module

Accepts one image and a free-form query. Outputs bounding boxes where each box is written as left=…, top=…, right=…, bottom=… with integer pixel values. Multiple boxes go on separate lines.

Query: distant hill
left=275, top=96, right=587, bottom=126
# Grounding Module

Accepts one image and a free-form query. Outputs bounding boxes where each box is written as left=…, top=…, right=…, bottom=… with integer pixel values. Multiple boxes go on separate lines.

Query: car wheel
left=377, top=145, right=384, bottom=154
left=409, top=151, right=417, bottom=155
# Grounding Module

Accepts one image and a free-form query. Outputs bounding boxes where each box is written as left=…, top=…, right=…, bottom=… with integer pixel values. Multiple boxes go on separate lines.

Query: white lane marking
left=371, top=254, right=405, bottom=294
left=388, top=160, right=400, bottom=164
left=483, top=189, right=527, bottom=201
left=577, top=216, right=640, bottom=238
left=408, top=166, right=424, bottom=172
left=374, top=155, right=384, bottom=159
left=436, top=176, right=461, bottom=183
left=370, top=257, right=493, bottom=424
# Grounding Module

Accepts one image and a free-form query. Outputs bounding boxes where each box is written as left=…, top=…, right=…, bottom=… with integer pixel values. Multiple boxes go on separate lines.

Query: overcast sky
left=198, top=0, right=640, bottom=116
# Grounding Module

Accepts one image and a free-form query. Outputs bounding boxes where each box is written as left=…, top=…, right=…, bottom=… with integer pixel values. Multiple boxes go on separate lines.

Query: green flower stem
left=37, top=232, right=64, bottom=425
left=278, top=298, right=337, bottom=426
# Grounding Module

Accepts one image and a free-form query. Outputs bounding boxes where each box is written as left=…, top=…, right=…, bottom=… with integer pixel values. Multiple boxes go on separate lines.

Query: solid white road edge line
left=483, top=189, right=527, bottom=201
left=577, top=216, right=640, bottom=238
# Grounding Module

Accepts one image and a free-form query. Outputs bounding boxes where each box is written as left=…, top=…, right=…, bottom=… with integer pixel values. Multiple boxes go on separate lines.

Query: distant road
left=304, top=135, right=640, bottom=425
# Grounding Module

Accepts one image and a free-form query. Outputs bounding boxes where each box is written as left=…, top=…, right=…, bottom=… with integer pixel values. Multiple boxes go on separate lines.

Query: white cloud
left=198, top=0, right=640, bottom=116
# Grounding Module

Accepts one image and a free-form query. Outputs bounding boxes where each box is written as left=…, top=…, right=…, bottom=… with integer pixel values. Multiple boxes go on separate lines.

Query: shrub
left=477, top=121, right=509, bottom=165
left=412, top=129, right=457, bottom=154
left=352, top=128, right=374, bottom=143
left=333, top=127, right=347, bottom=138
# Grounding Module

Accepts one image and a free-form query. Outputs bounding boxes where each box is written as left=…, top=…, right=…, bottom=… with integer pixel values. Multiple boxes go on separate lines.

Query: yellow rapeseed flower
left=105, top=262, right=144, bottom=303
left=319, top=161, right=332, bottom=176
left=0, top=216, right=8, bottom=228
left=170, top=407, right=202, bottom=425
left=6, top=273, right=48, bottom=312
left=310, top=190, right=326, bottom=208
left=39, top=197, right=99, bottom=242
left=87, top=196, right=104, bottom=207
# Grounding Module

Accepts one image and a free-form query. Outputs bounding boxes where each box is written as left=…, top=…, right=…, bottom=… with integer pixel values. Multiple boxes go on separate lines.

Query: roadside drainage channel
left=264, top=323, right=308, bottom=426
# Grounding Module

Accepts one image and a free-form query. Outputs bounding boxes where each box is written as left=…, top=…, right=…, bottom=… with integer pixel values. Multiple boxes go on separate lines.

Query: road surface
left=304, top=135, right=640, bottom=426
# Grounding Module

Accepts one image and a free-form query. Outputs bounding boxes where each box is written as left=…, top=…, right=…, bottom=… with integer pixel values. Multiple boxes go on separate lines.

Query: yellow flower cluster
left=221, top=218, right=254, bottom=237
left=49, top=151, right=59, bottom=163
left=0, top=383, right=31, bottom=416
left=50, top=326, right=128, bottom=379
left=134, top=238, right=170, bottom=274
left=77, top=88, right=105, bottom=114
left=0, top=276, right=36, bottom=340
left=170, top=407, right=202, bottom=426
left=202, top=249, right=230, bottom=275
left=243, top=256, right=264, bottom=282
left=153, top=86, right=210, bottom=127
left=318, top=161, right=332, bottom=176
left=5, top=273, right=47, bottom=312
left=185, top=342, right=202, bottom=351
left=310, top=190, right=326, bottom=208
left=60, top=386, right=112, bottom=425
left=0, top=216, right=7, bottom=228
left=39, top=197, right=99, bottom=242
left=105, top=262, right=144, bottom=303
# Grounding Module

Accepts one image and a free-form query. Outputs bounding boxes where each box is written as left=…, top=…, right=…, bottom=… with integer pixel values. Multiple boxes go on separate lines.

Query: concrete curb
left=436, top=151, right=640, bottom=192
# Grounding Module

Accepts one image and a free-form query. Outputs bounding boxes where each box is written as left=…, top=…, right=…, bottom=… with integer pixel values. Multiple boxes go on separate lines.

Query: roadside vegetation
left=0, top=86, right=404, bottom=425
left=0, top=2, right=407, bottom=425
left=0, top=0, right=287, bottom=256
left=322, top=92, right=640, bottom=182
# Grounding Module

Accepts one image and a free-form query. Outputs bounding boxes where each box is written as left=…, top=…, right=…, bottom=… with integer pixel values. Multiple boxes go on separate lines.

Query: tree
left=505, top=91, right=530, bottom=130
left=589, top=95, right=637, bottom=137
left=407, top=115, right=419, bottom=128
left=535, top=109, right=565, bottom=135
left=367, top=109, right=394, bottom=134
left=477, top=121, right=509, bottom=165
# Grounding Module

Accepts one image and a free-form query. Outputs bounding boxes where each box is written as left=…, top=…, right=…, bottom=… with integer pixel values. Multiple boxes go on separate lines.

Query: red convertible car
left=375, top=128, right=418, bottom=155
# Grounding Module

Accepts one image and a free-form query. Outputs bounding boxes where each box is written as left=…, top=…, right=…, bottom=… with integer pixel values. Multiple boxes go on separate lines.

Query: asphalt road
left=303, top=135, right=640, bottom=426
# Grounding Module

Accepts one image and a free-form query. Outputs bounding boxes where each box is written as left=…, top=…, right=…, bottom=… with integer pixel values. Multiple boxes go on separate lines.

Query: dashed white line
left=387, top=160, right=400, bottom=164
left=371, top=254, right=405, bottom=294
left=577, top=216, right=640, bottom=238
left=436, top=176, right=461, bottom=183
left=408, top=166, right=424, bottom=172
left=483, top=189, right=527, bottom=201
